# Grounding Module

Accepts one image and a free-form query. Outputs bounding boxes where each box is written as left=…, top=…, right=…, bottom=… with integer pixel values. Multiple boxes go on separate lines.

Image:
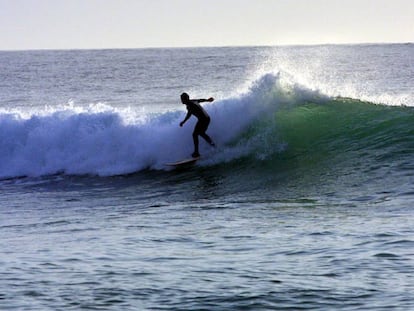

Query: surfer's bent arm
left=180, top=111, right=191, bottom=127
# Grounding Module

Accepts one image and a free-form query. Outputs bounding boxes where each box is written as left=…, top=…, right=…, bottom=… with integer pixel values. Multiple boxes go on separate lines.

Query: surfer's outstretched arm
left=194, top=97, right=214, bottom=103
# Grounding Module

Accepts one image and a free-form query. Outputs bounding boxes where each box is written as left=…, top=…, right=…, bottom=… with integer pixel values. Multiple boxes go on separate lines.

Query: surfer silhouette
left=179, top=92, right=215, bottom=158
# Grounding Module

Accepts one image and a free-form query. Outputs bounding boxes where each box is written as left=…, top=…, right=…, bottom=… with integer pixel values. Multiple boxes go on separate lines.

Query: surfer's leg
left=192, top=126, right=200, bottom=157
left=199, top=119, right=215, bottom=146
left=200, top=132, right=215, bottom=146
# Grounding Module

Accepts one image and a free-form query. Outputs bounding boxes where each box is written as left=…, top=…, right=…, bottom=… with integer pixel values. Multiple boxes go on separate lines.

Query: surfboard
left=165, top=157, right=200, bottom=168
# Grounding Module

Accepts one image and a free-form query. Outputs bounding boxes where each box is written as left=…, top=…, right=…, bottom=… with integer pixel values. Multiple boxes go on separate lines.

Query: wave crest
left=2, top=72, right=411, bottom=179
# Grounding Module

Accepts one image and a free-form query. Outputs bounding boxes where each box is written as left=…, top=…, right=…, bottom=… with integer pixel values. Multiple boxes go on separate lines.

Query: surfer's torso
left=186, top=100, right=210, bottom=121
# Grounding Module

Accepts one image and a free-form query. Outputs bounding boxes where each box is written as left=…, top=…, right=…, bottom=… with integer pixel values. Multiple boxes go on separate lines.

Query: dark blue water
left=1, top=45, right=414, bottom=310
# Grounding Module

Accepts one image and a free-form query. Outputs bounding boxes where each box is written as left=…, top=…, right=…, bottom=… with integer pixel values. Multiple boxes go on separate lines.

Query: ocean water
left=1, top=44, right=414, bottom=310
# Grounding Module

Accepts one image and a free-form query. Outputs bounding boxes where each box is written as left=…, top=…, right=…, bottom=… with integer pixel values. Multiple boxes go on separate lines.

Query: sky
left=0, top=0, right=413, bottom=50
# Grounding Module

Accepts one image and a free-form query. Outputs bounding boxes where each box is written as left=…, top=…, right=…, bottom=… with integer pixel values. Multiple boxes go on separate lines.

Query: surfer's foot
left=192, top=152, right=200, bottom=158
left=210, top=142, right=216, bottom=147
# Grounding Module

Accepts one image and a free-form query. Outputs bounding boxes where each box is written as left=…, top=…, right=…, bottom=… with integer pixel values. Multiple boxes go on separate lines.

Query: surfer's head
left=181, top=92, right=190, bottom=104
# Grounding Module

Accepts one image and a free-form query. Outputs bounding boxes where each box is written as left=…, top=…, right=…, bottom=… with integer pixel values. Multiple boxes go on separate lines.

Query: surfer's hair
left=181, top=92, right=190, bottom=102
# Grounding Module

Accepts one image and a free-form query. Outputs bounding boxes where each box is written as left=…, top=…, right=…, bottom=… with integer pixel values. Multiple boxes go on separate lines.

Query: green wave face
left=216, top=97, right=414, bottom=200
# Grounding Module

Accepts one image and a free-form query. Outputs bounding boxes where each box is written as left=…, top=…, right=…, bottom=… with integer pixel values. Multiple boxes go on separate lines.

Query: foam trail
left=0, top=108, right=185, bottom=178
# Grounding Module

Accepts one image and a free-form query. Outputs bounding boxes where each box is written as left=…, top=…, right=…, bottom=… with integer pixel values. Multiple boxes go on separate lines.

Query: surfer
left=179, top=92, right=215, bottom=158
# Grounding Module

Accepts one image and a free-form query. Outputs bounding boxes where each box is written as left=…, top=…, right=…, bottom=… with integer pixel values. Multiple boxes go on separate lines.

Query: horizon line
left=0, top=41, right=413, bottom=53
